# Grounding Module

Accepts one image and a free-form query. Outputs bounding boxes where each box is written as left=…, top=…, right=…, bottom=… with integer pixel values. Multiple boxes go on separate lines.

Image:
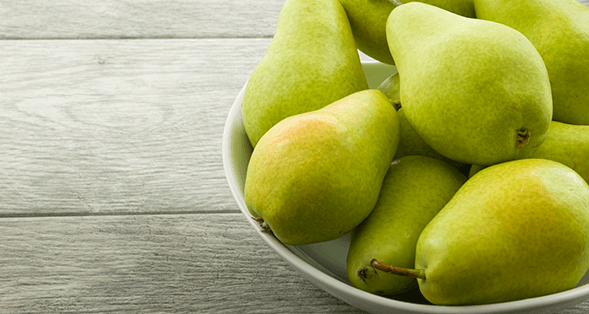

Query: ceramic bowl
left=222, top=61, right=589, bottom=314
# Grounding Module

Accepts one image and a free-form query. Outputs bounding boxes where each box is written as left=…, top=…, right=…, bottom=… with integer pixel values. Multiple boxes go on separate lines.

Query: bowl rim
left=221, top=61, right=589, bottom=314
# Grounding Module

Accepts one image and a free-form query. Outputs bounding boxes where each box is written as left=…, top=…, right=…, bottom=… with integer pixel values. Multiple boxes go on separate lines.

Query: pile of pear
left=240, top=0, right=589, bottom=306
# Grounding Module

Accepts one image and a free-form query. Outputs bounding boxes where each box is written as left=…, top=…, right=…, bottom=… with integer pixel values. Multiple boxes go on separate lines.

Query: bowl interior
left=222, top=61, right=589, bottom=314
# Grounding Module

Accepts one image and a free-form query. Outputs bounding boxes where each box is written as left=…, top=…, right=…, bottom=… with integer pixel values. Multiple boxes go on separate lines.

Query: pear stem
left=388, top=0, right=404, bottom=7
left=370, top=259, right=426, bottom=280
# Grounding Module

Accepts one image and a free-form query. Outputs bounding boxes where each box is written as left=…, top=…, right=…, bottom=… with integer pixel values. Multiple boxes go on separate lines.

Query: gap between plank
left=0, top=209, right=242, bottom=219
left=0, top=35, right=274, bottom=41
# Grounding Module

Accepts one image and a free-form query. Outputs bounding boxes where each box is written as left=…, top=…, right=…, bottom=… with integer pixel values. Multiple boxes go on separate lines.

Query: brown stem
left=370, top=259, right=426, bottom=280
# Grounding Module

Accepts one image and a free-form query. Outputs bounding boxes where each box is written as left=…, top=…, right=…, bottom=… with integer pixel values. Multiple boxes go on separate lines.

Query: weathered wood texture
left=0, top=0, right=286, bottom=39
left=1, top=213, right=588, bottom=313
left=0, top=214, right=366, bottom=313
left=0, top=38, right=270, bottom=216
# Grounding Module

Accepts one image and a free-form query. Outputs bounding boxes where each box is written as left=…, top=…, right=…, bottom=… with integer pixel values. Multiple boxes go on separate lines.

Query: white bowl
left=222, top=61, right=589, bottom=314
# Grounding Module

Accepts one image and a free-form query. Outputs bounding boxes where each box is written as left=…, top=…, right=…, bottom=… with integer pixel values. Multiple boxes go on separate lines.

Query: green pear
left=386, top=2, right=552, bottom=166
left=396, top=108, right=467, bottom=170
left=370, top=158, right=589, bottom=305
left=343, top=0, right=589, bottom=123
left=337, top=0, right=475, bottom=64
left=244, top=90, right=400, bottom=246
left=474, top=0, right=589, bottom=125
left=405, top=0, right=475, bottom=15
left=347, top=156, right=466, bottom=296
left=403, top=0, right=589, bottom=124
left=470, top=121, right=589, bottom=183
left=242, top=0, right=368, bottom=148
left=337, top=0, right=397, bottom=64
left=378, top=73, right=466, bottom=170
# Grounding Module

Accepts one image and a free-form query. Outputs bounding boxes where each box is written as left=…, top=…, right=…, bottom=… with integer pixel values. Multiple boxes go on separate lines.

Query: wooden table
left=1, top=1, right=589, bottom=313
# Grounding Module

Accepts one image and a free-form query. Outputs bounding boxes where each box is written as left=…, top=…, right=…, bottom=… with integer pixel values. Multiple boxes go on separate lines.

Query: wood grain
left=0, top=0, right=286, bottom=39
left=0, top=213, right=365, bottom=313
left=1, top=213, right=588, bottom=313
left=0, top=38, right=270, bottom=216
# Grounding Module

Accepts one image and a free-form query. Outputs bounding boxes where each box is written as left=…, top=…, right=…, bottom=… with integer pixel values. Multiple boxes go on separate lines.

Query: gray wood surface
left=1, top=0, right=589, bottom=313
left=0, top=38, right=269, bottom=216
left=0, top=214, right=363, bottom=313
left=0, top=1, right=284, bottom=39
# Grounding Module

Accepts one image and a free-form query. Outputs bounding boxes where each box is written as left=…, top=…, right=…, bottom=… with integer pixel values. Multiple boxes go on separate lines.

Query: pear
left=474, top=0, right=589, bottom=125
left=404, top=0, right=589, bottom=124
left=370, top=158, right=589, bottom=305
left=393, top=109, right=449, bottom=162
left=386, top=2, right=552, bottom=166
left=347, top=156, right=466, bottom=296
left=337, top=0, right=398, bottom=64
left=244, top=90, right=400, bottom=246
left=337, top=0, right=475, bottom=64
left=470, top=121, right=589, bottom=183
left=343, top=0, right=589, bottom=123
left=242, top=0, right=368, bottom=148
left=396, top=108, right=467, bottom=170
left=378, top=73, right=466, bottom=170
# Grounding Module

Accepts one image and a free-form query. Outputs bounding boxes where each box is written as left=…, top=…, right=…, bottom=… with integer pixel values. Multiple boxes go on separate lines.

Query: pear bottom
left=416, top=159, right=589, bottom=305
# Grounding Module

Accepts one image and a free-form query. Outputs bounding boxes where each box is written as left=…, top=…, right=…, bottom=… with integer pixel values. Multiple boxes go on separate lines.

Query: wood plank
left=1, top=213, right=589, bottom=313
left=0, top=213, right=365, bottom=313
left=0, top=0, right=587, bottom=40
left=0, top=38, right=271, bottom=216
left=0, top=0, right=286, bottom=39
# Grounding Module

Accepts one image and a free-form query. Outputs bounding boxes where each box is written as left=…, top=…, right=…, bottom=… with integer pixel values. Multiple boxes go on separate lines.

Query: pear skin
left=244, top=90, right=400, bottom=246
left=415, top=159, right=589, bottom=305
left=337, top=0, right=396, bottom=64
left=474, top=0, right=589, bottom=125
left=378, top=73, right=466, bottom=170
left=347, top=156, right=466, bottom=296
left=338, top=0, right=475, bottom=64
left=242, top=0, right=368, bottom=148
left=386, top=3, right=552, bottom=166
left=470, top=121, right=589, bottom=183
left=405, top=0, right=475, bottom=17
left=406, top=0, right=589, bottom=124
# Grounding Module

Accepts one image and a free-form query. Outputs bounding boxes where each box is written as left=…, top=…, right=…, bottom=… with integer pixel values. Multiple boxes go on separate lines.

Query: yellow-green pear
left=337, top=0, right=397, bottom=64
left=386, top=3, right=552, bottom=166
left=244, top=90, right=400, bottom=246
left=337, top=0, right=475, bottom=64
left=402, top=0, right=589, bottom=124
left=242, top=0, right=368, bottom=148
left=470, top=121, right=589, bottom=183
left=371, top=158, right=589, bottom=305
left=341, top=0, right=589, bottom=123
left=378, top=73, right=466, bottom=170
left=347, top=156, right=466, bottom=296
left=474, top=0, right=589, bottom=125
